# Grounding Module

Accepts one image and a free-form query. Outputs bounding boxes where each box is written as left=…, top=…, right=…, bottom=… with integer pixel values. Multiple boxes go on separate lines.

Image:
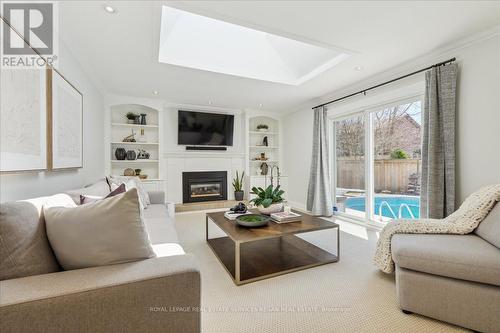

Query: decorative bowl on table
left=236, top=214, right=270, bottom=227
left=257, top=202, right=284, bottom=215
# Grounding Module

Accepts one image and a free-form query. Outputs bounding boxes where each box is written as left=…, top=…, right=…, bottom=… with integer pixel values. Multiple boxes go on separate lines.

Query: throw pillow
left=0, top=194, right=75, bottom=280
left=108, top=175, right=150, bottom=208
left=44, top=188, right=156, bottom=270
left=65, top=179, right=111, bottom=205
left=475, top=201, right=500, bottom=248
left=80, top=183, right=126, bottom=204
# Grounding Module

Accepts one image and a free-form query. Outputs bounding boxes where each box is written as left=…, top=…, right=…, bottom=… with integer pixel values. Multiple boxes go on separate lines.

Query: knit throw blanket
left=373, top=184, right=500, bottom=273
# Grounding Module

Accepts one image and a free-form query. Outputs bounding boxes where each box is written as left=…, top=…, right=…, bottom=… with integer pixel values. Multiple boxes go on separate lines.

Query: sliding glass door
left=333, top=114, right=366, bottom=220
left=371, top=100, right=422, bottom=222
left=333, top=98, right=422, bottom=225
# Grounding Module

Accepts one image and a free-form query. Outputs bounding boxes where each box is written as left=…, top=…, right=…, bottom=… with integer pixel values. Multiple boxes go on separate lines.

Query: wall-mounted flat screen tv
left=178, top=110, right=234, bottom=146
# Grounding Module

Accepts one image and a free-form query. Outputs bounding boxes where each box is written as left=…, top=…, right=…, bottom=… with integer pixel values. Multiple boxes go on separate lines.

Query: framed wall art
left=0, top=23, right=48, bottom=173
left=47, top=68, right=83, bottom=170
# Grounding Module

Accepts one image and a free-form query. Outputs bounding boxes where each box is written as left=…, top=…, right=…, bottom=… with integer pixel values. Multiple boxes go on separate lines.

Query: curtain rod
left=311, top=57, right=456, bottom=110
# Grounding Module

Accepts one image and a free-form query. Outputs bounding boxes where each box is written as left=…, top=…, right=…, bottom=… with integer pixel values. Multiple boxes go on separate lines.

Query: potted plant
left=256, top=124, right=269, bottom=132
left=232, top=171, right=245, bottom=201
left=250, top=185, right=285, bottom=215
left=126, top=112, right=139, bottom=124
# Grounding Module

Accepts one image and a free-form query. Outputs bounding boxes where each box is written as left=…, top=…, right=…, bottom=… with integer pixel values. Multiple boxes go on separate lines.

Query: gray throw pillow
left=44, top=188, right=156, bottom=270
left=0, top=194, right=75, bottom=280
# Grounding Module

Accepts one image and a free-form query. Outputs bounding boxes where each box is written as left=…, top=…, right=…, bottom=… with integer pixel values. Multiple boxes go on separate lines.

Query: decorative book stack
left=270, top=211, right=302, bottom=223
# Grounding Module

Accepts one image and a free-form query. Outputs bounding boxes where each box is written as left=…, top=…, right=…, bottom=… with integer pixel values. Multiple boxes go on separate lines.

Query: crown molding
left=282, top=25, right=500, bottom=116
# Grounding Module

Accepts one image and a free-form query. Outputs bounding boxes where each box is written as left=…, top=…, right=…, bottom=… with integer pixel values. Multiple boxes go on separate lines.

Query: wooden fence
left=337, top=158, right=421, bottom=194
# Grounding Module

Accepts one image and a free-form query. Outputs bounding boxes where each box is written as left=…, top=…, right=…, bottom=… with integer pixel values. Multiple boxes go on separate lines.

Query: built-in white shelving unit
left=107, top=103, right=164, bottom=191
left=246, top=114, right=288, bottom=200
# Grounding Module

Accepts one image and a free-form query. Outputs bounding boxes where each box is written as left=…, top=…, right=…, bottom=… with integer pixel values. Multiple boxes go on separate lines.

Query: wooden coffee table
left=206, top=210, right=339, bottom=285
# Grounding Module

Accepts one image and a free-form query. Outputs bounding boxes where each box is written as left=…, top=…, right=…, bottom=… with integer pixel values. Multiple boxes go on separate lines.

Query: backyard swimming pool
left=345, top=196, right=420, bottom=219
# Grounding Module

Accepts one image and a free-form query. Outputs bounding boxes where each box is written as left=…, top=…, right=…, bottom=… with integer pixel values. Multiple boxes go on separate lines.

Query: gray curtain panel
left=307, top=106, right=333, bottom=216
left=421, top=63, right=458, bottom=218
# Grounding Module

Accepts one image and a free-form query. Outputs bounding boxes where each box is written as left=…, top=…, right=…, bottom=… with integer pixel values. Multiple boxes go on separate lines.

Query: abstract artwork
left=49, top=69, right=83, bottom=169
left=0, top=66, right=48, bottom=172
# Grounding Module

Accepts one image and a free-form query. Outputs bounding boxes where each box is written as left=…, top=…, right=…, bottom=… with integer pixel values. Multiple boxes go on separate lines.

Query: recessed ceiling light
left=354, top=66, right=363, bottom=71
left=104, top=5, right=116, bottom=14
left=208, top=101, right=213, bottom=105
left=258, top=103, right=263, bottom=108
left=152, top=90, right=159, bottom=95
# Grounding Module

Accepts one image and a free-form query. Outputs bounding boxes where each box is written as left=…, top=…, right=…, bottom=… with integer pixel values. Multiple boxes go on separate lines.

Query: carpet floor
left=174, top=211, right=468, bottom=333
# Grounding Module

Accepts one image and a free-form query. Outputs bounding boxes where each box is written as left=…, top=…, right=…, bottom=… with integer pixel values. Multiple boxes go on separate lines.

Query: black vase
left=140, top=113, right=147, bottom=125
left=126, top=150, right=137, bottom=160
left=115, top=148, right=127, bottom=160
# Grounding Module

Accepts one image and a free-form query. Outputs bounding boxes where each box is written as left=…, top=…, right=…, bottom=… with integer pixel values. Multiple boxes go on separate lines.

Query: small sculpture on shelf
left=140, top=113, right=147, bottom=125
left=122, top=129, right=136, bottom=142
left=260, top=162, right=269, bottom=175
left=137, top=149, right=150, bottom=159
left=262, top=136, right=268, bottom=147
left=135, top=168, right=141, bottom=176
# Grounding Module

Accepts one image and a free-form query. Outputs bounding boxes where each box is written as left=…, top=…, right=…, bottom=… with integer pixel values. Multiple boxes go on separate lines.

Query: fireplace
left=182, top=171, right=227, bottom=203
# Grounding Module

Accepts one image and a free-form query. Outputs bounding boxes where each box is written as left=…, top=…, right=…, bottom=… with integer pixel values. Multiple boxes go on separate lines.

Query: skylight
left=159, top=6, right=350, bottom=85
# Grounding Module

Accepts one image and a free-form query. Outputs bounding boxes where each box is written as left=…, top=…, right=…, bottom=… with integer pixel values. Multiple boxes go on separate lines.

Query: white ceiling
left=59, top=1, right=500, bottom=112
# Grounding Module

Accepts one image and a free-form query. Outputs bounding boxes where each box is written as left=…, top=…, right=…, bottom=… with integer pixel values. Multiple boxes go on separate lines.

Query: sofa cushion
left=143, top=204, right=179, bottom=244
left=475, top=201, right=500, bottom=248
left=392, top=234, right=500, bottom=286
left=65, top=179, right=111, bottom=205
left=0, top=194, right=75, bottom=280
left=44, top=189, right=156, bottom=270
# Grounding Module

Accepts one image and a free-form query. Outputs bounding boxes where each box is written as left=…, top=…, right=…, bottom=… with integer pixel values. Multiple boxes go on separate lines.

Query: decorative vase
left=115, top=148, right=127, bottom=160
left=126, top=150, right=136, bottom=160
left=234, top=190, right=244, bottom=201
left=133, top=115, right=141, bottom=124
left=140, top=113, right=147, bottom=125
left=257, top=202, right=284, bottom=215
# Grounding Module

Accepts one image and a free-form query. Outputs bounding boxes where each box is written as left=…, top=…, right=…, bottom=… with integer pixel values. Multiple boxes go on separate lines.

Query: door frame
left=329, top=93, right=424, bottom=227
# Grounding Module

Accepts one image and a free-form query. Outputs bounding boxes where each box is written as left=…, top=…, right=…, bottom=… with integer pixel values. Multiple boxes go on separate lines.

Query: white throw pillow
left=108, top=176, right=150, bottom=208
left=44, top=188, right=156, bottom=270
left=65, top=179, right=111, bottom=205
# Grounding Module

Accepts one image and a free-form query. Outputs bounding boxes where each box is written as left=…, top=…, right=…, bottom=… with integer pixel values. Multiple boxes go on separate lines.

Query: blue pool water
left=345, top=196, right=420, bottom=219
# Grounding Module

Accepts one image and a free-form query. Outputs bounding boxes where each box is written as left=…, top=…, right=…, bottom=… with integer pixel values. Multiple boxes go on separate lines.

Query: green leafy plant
left=256, top=124, right=269, bottom=130
left=250, top=185, right=284, bottom=208
left=126, top=112, right=139, bottom=120
left=390, top=149, right=409, bottom=159
left=232, top=171, right=244, bottom=191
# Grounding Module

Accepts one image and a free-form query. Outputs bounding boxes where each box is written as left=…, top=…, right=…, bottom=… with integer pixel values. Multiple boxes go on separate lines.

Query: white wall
left=0, top=42, right=105, bottom=202
left=283, top=32, right=500, bottom=209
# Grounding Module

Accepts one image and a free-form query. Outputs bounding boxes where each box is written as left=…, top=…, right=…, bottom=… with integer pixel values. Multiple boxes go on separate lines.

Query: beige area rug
left=174, top=211, right=468, bottom=333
